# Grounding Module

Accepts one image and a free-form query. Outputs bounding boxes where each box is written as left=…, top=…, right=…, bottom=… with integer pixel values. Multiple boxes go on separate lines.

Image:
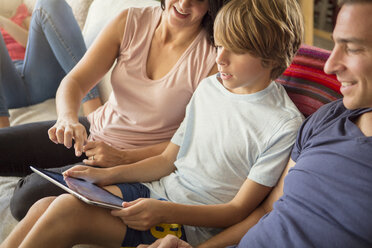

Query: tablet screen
left=34, top=167, right=124, bottom=209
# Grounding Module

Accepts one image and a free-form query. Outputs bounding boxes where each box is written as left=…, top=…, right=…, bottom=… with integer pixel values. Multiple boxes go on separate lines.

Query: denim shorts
left=115, top=183, right=187, bottom=247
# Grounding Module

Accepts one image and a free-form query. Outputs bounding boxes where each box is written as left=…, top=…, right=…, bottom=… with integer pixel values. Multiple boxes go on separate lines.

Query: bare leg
left=18, top=194, right=127, bottom=248
left=1, top=197, right=56, bottom=248
left=0, top=116, right=9, bottom=128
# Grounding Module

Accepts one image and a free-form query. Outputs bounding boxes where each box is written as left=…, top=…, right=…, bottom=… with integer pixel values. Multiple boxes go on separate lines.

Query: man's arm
left=197, top=158, right=296, bottom=248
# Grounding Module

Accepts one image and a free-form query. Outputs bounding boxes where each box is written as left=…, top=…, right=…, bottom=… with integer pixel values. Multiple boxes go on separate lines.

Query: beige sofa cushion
left=0, top=0, right=23, bottom=17
left=65, top=0, right=94, bottom=29
left=23, top=0, right=93, bottom=29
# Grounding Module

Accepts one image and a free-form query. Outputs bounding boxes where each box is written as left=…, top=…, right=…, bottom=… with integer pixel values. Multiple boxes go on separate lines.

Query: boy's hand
left=63, top=165, right=110, bottom=186
left=83, top=141, right=126, bottom=167
left=138, top=234, right=192, bottom=248
left=111, top=198, right=168, bottom=230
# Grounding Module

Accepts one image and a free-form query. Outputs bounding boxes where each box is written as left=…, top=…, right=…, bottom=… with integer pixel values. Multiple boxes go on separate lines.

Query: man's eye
left=345, top=46, right=362, bottom=53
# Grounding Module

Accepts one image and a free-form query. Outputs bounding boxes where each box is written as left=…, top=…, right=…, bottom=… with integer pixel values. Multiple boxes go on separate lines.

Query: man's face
left=324, top=3, right=372, bottom=109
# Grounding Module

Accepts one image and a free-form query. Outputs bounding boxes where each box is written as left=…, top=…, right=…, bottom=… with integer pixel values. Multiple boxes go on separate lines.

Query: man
left=141, top=0, right=372, bottom=247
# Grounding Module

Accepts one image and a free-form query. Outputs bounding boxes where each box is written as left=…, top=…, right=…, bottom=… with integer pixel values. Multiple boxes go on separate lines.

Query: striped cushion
left=276, top=44, right=342, bottom=117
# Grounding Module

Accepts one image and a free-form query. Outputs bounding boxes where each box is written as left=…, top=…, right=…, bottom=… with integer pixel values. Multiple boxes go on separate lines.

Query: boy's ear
left=261, top=59, right=275, bottom=70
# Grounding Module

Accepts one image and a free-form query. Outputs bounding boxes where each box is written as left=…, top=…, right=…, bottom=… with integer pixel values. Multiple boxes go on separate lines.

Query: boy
left=0, top=0, right=304, bottom=247
left=195, top=0, right=372, bottom=247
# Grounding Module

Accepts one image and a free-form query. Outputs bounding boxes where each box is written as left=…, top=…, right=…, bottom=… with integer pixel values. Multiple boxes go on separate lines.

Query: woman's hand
left=138, top=234, right=192, bottom=248
left=48, top=119, right=88, bottom=157
left=83, top=141, right=127, bottom=167
left=63, top=165, right=111, bottom=186
left=111, top=198, right=168, bottom=231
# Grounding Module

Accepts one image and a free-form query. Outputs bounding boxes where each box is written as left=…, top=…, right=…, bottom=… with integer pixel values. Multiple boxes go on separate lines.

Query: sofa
left=0, top=0, right=341, bottom=244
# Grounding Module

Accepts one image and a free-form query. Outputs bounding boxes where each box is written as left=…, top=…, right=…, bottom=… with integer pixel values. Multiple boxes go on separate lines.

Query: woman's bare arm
left=49, top=10, right=129, bottom=155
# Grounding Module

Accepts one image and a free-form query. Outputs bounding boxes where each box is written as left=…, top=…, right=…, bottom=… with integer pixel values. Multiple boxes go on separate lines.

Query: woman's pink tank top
left=88, top=6, right=216, bottom=149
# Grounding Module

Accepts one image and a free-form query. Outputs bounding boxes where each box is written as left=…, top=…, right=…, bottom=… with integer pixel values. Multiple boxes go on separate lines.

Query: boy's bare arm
left=112, top=178, right=272, bottom=231
left=64, top=142, right=180, bottom=185
left=151, top=179, right=271, bottom=229
left=108, top=142, right=179, bottom=184
left=197, top=159, right=296, bottom=248
left=118, top=141, right=170, bottom=164
left=82, top=140, right=170, bottom=167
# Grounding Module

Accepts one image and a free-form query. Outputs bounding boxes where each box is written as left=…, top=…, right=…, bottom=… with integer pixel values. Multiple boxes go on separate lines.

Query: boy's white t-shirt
left=143, top=74, right=304, bottom=245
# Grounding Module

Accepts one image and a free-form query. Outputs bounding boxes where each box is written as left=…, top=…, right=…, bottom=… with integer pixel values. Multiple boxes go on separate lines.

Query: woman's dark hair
left=160, top=0, right=228, bottom=45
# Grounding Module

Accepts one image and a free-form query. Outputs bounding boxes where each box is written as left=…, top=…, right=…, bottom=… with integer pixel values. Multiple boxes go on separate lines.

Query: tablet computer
left=30, top=166, right=124, bottom=210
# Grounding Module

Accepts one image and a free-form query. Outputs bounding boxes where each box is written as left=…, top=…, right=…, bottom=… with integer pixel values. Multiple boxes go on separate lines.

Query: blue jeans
left=0, top=0, right=100, bottom=117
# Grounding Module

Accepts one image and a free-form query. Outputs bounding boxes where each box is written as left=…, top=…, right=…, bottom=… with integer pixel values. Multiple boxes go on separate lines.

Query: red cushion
left=0, top=4, right=30, bottom=60
left=275, top=44, right=342, bottom=117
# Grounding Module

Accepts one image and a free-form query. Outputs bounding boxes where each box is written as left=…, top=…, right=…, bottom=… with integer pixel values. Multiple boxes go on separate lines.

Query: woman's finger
left=83, top=141, right=96, bottom=151
left=48, top=126, right=58, bottom=144
left=56, top=126, right=65, bottom=144
left=74, top=130, right=87, bottom=157
left=64, top=126, right=74, bottom=149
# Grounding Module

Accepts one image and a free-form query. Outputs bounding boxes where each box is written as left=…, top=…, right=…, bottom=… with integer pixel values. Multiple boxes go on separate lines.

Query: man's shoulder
left=309, top=98, right=371, bottom=125
left=307, top=99, right=346, bottom=124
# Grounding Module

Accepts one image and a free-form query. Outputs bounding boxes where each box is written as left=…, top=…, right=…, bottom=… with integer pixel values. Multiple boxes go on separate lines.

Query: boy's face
left=324, top=3, right=372, bottom=109
left=215, top=45, right=272, bottom=94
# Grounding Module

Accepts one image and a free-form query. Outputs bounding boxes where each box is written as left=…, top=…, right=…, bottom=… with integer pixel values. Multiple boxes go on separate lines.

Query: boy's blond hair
left=214, top=0, right=303, bottom=80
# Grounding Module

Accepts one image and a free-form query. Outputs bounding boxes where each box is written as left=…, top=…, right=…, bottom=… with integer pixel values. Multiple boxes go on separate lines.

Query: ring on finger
left=92, top=155, right=95, bottom=160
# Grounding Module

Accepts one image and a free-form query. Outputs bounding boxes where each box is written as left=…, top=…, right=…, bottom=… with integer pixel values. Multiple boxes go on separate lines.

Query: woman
left=4, top=0, right=225, bottom=221
left=0, top=0, right=101, bottom=128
